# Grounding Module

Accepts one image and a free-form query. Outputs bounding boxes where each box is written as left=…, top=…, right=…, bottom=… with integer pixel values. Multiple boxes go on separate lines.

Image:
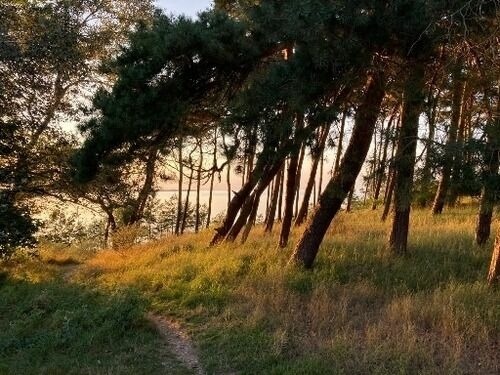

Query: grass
left=1, top=206, right=499, bottom=374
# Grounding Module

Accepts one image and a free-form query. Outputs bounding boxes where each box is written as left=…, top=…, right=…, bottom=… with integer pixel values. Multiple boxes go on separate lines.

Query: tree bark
left=290, top=74, right=385, bottom=268
left=206, top=130, right=217, bottom=229
left=211, top=156, right=267, bottom=245
left=334, top=111, right=348, bottom=175
left=280, top=114, right=305, bottom=248
left=294, top=143, right=306, bottom=217
left=381, top=169, right=396, bottom=221
left=476, top=89, right=499, bottom=246
left=372, top=110, right=396, bottom=209
left=449, top=87, right=470, bottom=206
left=103, top=211, right=117, bottom=247
left=389, top=64, right=426, bottom=254
left=195, top=141, right=204, bottom=233
left=181, top=156, right=195, bottom=234
left=175, top=138, right=184, bottom=235
left=226, top=161, right=232, bottom=209
left=432, top=66, right=466, bottom=214
left=278, top=164, right=285, bottom=222
left=295, top=123, right=330, bottom=226
left=226, top=161, right=283, bottom=242
left=488, top=231, right=500, bottom=285
left=128, top=145, right=159, bottom=225
left=346, top=187, right=355, bottom=213
left=420, top=68, right=442, bottom=207
left=265, top=168, right=282, bottom=232
left=318, top=148, right=324, bottom=198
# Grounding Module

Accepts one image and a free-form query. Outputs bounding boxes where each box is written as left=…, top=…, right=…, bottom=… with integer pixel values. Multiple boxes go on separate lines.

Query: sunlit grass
left=2, top=205, right=499, bottom=374
left=77, top=206, right=499, bottom=374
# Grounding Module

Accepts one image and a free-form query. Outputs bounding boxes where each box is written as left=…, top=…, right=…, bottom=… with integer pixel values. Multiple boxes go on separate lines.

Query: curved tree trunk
left=128, top=145, right=159, bottom=225
left=290, top=74, right=385, bottom=268
left=210, top=156, right=267, bottom=245
left=389, top=64, right=426, bottom=254
left=226, top=160, right=283, bottom=242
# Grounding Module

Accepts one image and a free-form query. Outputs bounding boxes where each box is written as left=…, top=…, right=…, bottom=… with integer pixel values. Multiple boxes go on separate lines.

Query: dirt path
left=147, top=313, right=205, bottom=375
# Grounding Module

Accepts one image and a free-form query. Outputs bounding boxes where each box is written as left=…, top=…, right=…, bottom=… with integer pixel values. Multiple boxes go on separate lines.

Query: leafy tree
left=0, top=0, right=153, bottom=248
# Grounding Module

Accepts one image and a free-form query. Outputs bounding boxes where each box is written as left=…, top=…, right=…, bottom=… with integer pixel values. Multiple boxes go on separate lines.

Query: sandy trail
left=147, top=313, right=205, bottom=375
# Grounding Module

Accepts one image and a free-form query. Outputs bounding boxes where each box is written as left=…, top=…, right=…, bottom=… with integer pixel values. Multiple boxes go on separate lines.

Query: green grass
left=0, top=259, right=191, bottom=374
left=1, top=206, right=499, bottom=374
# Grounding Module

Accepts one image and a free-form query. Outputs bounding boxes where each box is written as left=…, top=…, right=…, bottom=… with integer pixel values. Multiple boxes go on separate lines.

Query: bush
left=0, top=195, right=38, bottom=258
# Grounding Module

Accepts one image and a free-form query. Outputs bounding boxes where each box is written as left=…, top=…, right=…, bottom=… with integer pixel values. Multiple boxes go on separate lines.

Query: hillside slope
left=1, top=208, right=499, bottom=374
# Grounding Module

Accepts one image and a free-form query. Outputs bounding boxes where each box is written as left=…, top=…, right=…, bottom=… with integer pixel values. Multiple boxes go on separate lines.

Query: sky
left=156, top=0, right=213, bottom=17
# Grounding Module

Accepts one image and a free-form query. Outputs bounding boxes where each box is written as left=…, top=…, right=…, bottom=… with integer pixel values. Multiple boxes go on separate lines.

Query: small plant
left=111, top=224, right=147, bottom=249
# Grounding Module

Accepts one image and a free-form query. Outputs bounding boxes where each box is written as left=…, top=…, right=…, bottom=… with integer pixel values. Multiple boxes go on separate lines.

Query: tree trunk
left=175, top=138, right=184, bottom=235
left=211, top=156, right=267, bottom=245
left=318, top=148, right=324, bottom=197
left=226, top=161, right=232, bottom=209
left=290, top=74, right=385, bottom=268
left=265, top=166, right=283, bottom=232
left=240, top=194, right=261, bottom=244
left=242, top=140, right=247, bottom=187
left=432, top=66, right=466, bottom=214
left=129, top=145, right=158, bottom=224
left=103, top=211, right=117, bottom=247
left=295, top=123, right=331, bottom=226
left=294, top=143, right=306, bottom=217
left=278, top=164, right=285, bottom=221
left=181, top=158, right=195, bottom=234
left=476, top=89, right=500, bottom=246
left=372, top=110, right=396, bottom=209
left=206, top=130, right=217, bottom=228
left=334, top=111, right=348, bottom=174
left=389, top=64, right=426, bottom=254
left=420, top=70, right=442, bottom=207
left=265, top=181, right=272, bottom=223
left=280, top=114, right=305, bottom=248
left=488, top=231, right=500, bottom=285
left=346, top=187, right=355, bottom=213
left=381, top=113, right=401, bottom=220
left=226, top=161, right=283, bottom=242
left=195, top=142, right=204, bottom=233
left=449, top=89, right=470, bottom=206
left=381, top=169, right=396, bottom=222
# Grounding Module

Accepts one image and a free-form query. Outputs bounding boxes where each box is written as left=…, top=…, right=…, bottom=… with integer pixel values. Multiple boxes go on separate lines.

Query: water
left=156, top=188, right=310, bottom=220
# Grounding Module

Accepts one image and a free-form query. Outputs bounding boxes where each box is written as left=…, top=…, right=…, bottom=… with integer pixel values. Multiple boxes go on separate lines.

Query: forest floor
left=1, top=206, right=499, bottom=374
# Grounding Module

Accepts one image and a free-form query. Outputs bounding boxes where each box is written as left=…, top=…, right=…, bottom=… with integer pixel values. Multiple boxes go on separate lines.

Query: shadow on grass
left=0, top=274, right=190, bottom=375
left=314, top=233, right=489, bottom=293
